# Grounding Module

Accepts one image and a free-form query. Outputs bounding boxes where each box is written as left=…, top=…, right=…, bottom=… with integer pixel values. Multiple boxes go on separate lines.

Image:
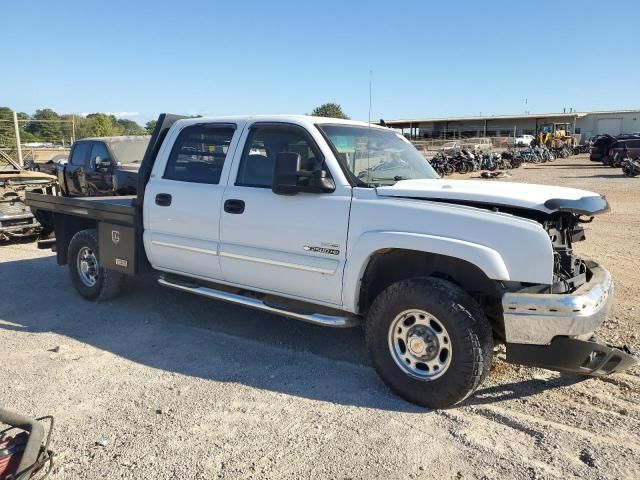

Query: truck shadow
left=462, top=374, right=586, bottom=407
left=0, top=255, right=582, bottom=412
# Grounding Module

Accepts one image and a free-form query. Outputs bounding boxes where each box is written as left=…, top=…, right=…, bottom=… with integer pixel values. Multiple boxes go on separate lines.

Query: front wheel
left=366, top=278, right=493, bottom=408
left=68, top=228, right=123, bottom=301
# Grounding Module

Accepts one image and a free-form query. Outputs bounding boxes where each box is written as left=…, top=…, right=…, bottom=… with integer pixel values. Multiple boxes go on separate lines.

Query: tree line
left=0, top=102, right=349, bottom=148
left=0, top=107, right=156, bottom=147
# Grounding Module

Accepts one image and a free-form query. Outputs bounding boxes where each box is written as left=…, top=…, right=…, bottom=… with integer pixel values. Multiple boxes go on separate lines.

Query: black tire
left=68, top=228, right=123, bottom=301
left=366, top=277, right=493, bottom=409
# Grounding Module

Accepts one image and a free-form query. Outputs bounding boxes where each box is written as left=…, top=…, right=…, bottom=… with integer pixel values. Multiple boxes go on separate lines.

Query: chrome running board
left=158, top=276, right=361, bottom=328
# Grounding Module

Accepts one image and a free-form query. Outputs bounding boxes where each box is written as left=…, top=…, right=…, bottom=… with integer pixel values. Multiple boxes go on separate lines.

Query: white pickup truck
left=27, top=114, right=637, bottom=408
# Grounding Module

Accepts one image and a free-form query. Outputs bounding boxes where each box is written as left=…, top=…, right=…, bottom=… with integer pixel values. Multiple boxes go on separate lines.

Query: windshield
left=318, top=124, right=439, bottom=186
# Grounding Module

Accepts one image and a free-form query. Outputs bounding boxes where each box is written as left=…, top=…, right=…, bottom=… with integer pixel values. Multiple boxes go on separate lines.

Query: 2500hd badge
left=303, top=244, right=340, bottom=255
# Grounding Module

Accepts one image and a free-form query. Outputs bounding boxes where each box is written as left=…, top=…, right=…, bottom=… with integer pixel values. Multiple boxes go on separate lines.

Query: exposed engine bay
left=0, top=170, right=58, bottom=241
left=543, top=213, right=591, bottom=293
left=419, top=196, right=608, bottom=294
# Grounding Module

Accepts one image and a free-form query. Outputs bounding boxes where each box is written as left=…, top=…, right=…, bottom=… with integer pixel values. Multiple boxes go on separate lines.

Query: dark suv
left=589, top=134, right=617, bottom=161
left=604, top=134, right=640, bottom=167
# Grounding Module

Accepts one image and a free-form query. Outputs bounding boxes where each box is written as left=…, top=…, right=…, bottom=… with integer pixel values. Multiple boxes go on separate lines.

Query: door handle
left=155, top=193, right=172, bottom=206
left=224, top=199, right=245, bottom=214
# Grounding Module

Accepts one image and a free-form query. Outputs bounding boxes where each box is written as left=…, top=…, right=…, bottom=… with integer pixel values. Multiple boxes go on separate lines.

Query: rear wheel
left=366, top=277, right=493, bottom=409
left=68, top=228, right=123, bottom=301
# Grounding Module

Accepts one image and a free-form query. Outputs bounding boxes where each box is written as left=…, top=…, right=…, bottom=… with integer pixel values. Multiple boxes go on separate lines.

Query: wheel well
left=53, top=214, right=97, bottom=265
left=358, top=248, right=503, bottom=317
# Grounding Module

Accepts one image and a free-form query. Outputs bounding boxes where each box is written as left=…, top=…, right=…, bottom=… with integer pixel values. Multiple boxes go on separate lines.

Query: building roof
left=383, top=109, right=640, bottom=127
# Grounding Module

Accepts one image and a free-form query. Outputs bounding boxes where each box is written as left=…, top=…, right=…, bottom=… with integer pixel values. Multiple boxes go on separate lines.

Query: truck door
left=143, top=123, right=239, bottom=280
left=66, top=141, right=91, bottom=196
left=86, top=141, right=114, bottom=196
left=219, top=123, right=351, bottom=306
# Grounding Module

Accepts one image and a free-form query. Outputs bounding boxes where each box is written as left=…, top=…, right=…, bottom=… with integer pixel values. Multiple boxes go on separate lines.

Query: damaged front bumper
left=502, top=262, right=639, bottom=375
left=506, top=336, right=638, bottom=376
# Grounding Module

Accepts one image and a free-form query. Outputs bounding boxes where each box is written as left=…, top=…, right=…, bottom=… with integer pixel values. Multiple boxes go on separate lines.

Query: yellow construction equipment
left=536, top=123, right=577, bottom=149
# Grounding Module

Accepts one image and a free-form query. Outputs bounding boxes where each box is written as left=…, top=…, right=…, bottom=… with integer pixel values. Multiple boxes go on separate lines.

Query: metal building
left=384, top=109, right=640, bottom=142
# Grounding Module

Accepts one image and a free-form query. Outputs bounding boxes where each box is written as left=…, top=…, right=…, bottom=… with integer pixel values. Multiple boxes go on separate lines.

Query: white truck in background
left=27, top=114, right=638, bottom=408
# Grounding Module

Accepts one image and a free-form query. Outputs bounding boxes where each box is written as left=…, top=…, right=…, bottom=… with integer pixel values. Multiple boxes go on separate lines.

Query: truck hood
left=376, top=179, right=609, bottom=215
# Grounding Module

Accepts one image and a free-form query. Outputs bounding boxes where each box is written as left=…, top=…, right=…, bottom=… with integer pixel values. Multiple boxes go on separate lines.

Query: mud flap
left=506, top=336, right=639, bottom=376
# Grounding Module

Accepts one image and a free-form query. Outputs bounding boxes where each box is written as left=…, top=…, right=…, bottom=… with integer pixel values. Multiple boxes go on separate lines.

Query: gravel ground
left=0, top=154, right=638, bottom=479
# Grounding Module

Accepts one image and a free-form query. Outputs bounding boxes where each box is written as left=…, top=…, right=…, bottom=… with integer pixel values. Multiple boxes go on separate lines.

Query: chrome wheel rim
left=77, top=246, right=99, bottom=287
left=388, top=309, right=452, bottom=380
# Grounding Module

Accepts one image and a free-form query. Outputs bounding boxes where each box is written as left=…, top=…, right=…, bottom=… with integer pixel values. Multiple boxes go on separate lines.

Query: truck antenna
left=367, top=70, right=373, bottom=185
left=368, top=70, right=373, bottom=126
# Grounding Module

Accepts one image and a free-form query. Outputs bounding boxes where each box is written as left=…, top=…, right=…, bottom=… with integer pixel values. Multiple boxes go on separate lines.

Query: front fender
left=342, top=231, right=510, bottom=312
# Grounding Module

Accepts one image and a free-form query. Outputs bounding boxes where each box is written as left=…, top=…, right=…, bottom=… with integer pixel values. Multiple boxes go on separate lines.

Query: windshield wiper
left=370, top=175, right=408, bottom=182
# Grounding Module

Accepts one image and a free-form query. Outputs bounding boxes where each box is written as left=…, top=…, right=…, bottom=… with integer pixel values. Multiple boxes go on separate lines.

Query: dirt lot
left=1, top=155, right=638, bottom=479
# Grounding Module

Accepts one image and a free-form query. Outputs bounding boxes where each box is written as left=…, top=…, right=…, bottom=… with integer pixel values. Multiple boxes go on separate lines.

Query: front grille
left=1, top=217, right=34, bottom=228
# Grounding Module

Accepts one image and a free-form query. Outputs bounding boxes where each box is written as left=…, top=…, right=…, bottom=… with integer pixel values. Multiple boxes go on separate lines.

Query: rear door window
left=164, top=125, right=235, bottom=184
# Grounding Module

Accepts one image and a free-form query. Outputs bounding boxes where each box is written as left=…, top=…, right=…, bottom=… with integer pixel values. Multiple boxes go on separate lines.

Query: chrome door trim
left=219, top=251, right=336, bottom=275
left=151, top=240, right=218, bottom=256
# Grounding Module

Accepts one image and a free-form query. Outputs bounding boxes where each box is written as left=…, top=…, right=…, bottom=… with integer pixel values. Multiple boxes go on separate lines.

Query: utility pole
left=72, top=114, right=76, bottom=143
left=12, top=111, right=23, bottom=166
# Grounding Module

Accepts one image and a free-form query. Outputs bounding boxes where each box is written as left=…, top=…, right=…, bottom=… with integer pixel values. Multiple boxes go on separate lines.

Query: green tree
left=59, top=114, right=76, bottom=145
left=0, top=107, right=16, bottom=147
left=73, top=115, right=91, bottom=139
left=84, top=113, right=124, bottom=137
left=310, top=103, right=350, bottom=119
left=16, top=112, right=35, bottom=143
left=0, top=109, right=39, bottom=145
left=26, top=108, right=63, bottom=144
left=145, top=120, right=157, bottom=134
left=116, top=118, right=146, bottom=135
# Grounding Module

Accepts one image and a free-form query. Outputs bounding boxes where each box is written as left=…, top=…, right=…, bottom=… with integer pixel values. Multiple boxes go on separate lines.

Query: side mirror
left=93, top=156, right=110, bottom=171
left=272, top=152, right=335, bottom=195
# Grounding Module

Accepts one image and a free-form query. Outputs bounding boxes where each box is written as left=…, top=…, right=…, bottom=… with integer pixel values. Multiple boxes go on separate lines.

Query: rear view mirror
left=272, top=152, right=335, bottom=195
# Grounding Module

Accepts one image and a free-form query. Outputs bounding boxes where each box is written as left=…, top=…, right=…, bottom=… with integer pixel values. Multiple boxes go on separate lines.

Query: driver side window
left=89, top=142, right=111, bottom=169
left=236, top=126, right=322, bottom=188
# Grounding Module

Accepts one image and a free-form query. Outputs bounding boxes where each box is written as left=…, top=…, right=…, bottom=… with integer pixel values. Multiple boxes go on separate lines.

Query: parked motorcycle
left=621, top=155, right=640, bottom=177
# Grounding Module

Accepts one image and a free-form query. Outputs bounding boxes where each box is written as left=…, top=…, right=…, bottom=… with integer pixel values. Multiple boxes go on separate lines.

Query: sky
left=1, top=0, right=639, bottom=125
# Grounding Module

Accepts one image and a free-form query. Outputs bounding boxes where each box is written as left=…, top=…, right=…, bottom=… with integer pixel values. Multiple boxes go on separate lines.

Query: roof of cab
left=173, top=115, right=388, bottom=130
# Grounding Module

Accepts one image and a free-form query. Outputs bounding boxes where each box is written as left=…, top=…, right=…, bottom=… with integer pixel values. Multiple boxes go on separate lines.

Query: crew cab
left=57, top=135, right=150, bottom=196
left=27, top=114, right=638, bottom=408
